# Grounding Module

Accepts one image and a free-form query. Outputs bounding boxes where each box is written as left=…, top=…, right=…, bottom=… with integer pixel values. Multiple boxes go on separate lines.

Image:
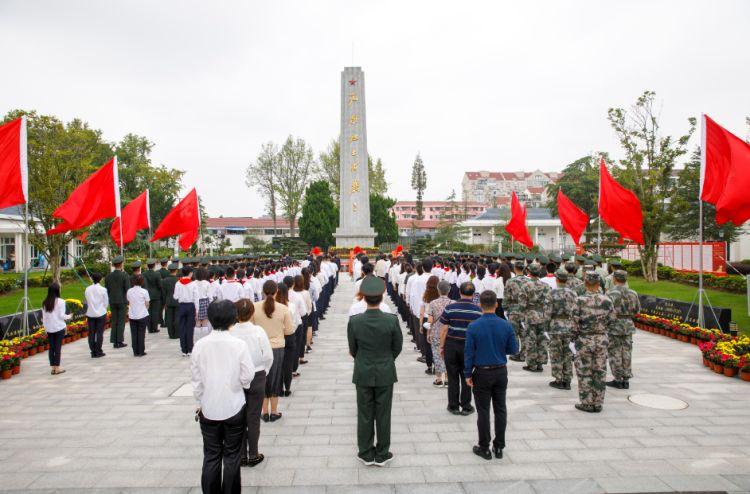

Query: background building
left=461, top=170, right=561, bottom=207
left=205, top=217, right=295, bottom=249
left=391, top=200, right=486, bottom=221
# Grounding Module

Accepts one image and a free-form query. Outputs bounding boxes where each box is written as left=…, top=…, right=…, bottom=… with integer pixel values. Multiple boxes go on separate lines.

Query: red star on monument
left=348, top=79, right=357, bottom=86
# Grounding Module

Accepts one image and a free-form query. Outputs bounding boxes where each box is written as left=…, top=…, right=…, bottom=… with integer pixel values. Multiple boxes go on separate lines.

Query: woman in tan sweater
left=252, top=280, right=293, bottom=422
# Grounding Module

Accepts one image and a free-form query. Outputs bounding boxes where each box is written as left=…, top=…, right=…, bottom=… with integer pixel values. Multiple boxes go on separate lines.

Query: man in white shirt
left=191, top=300, right=255, bottom=493
left=85, top=272, right=109, bottom=359
left=219, top=267, right=246, bottom=303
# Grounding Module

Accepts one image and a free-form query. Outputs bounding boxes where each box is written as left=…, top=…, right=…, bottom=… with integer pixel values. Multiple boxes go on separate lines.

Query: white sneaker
left=356, top=456, right=374, bottom=466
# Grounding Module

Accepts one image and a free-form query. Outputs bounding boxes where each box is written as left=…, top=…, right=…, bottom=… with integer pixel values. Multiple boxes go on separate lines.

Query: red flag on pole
left=598, top=158, right=644, bottom=244
left=110, top=190, right=151, bottom=247
left=47, top=157, right=121, bottom=235
left=151, top=188, right=200, bottom=251
left=700, top=114, right=750, bottom=226
left=505, top=192, right=533, bottom=248
left=0, top=117, right=28, bottom=209
left=557, top=189, right=589, bottom=246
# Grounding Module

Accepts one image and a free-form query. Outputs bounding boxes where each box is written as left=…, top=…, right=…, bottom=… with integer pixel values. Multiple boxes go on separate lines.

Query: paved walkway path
left=1, top=278, right=750, bottom=493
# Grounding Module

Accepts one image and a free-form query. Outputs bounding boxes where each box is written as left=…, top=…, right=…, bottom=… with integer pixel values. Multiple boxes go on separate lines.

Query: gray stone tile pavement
left=0, top=277, right=749, bottom=493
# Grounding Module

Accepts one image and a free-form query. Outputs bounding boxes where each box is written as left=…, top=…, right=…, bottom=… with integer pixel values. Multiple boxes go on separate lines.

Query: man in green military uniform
left=606, top=270, right=640, bottom=389
left=545, top=270, right=578, bottom=390
left=564, top=262, right=585, bottom=296
left=162, top=263, right=180, bottom=339
left=520, top=263, right=551, bottom=372
left=573, top=272, right=616, bottom=413
left=105, top=255, right=130, bottom=349
left=347, top=276, right=403, bottom=467
left=143, top=259, right=162, bottom=333
left=504, top=261, right=530, bottom=362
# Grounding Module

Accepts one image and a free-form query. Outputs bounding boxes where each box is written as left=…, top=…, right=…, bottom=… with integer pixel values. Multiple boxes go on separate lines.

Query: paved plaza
left=1, top=278, right=750, bottom=493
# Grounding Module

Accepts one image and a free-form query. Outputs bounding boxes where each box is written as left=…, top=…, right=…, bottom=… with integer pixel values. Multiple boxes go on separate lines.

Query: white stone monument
left=334, top=66, right=376, bottom=248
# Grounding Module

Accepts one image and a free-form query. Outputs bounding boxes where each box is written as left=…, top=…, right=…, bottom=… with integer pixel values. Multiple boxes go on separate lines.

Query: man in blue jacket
left=465, top=289, right=519, bottom=460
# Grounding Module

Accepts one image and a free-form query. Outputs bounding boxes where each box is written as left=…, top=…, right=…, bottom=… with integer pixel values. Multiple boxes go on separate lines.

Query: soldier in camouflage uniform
left=564, top=262, right=585, bottom=296
left=604, top=261, right=627, bottom=293
left=520, top=263, right=551, bottom=372
left=504, top=261, right=530, bottom=362
left=606, top=270, right=640, bottom=389
left=572, top=272, right=616, bottom=413
left=545, top=270, right=578, bottom=389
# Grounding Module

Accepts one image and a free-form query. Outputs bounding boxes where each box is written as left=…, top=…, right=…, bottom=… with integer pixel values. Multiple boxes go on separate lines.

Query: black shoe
left=549, top=380, right=564, bottom=389
left=269, top=413, right=282, bottom=422
left=492, top=446, right=503, bottom=459
left=447, top=406, right=462, bottom=416
left=562, top=381, right=571, bottom=390
left=240, top=458, right=249, bottom=467
left=593, top=405, right=603, bottom=413
left=535, top=366, right=543, bottom=372
left=416, top=356, right=426, bottom=363
left=621, top=380, right=629, bottom=389
left=373, top=452, right=394, bottom=467
left=460, top=406, right=475, bottom=416
left=606, top=379, right=623, bottom=389
left=424, top=367, right=434, bottom=375
left=357, top=454, right=374, bottom=466
left=575, top=403, right=597, bottom=413
left=472, top=446, right=492, bottom=460
left=283, top=390, right=292, bottom=397
left=262, top=413, right=270, bottom=422
left=248, top=454, right=265, bottom=467
left=509, top=355, right=524, bottom=362
left=522, top=365, right=536, bottom=372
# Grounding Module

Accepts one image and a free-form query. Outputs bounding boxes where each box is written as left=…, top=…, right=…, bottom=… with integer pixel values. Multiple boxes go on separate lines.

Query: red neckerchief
left=179, top=278, right=192, bottom=285
left=545, top=274, right=555, bottom=278
left=444, top=267, right=449, bottom=272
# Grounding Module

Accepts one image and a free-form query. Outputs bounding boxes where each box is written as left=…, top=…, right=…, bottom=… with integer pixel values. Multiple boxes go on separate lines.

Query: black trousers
left=445, top=338, right=472, bottom=410
left=47, top=330, right=64, bottom=366
left=200, top=407, right=244, bottom=494
left=109, top=303, right=126, bottom=345
left=148, top=299, right=162, bottom=332
left=87, top=315, right=106, bottom=356
left=356, top=384, right=394, bottom=462
left=165, top=305, right=178, bottom=339
left=129, top=317, right=148, bottom=356
left=495, top=299, right=506, bottom=320
left=472, top=366, right=508, bottom=450
left=282, top=334, right=297, bottom=392
left=177, top=302, right=195, bottom=354
left=297, top=316, right=308, bottom=359
left=243, top=371, right=266, bottom=460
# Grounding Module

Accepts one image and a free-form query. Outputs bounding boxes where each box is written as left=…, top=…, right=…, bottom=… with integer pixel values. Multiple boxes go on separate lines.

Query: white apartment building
left=461, top=170, right=561, bottom=207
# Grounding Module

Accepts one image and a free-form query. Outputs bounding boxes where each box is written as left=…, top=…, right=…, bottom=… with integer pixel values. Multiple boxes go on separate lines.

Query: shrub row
left=621, top=260, right=747, bottom=294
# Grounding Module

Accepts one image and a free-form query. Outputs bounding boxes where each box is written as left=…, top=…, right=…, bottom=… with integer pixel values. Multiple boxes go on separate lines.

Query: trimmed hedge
left=621, top=259, right=747, bottom=294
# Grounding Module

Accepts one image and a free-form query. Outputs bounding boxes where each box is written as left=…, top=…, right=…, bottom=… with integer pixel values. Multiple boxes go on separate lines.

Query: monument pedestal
left=334, top=227, right=376, bottom=248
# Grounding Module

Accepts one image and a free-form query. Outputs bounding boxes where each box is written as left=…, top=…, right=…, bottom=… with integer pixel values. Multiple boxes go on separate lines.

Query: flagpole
left=698, top=115, right=706, bottom=328
left=597, top=156, right=602, bottom=255
left=22, top=200, right=29, bottom=336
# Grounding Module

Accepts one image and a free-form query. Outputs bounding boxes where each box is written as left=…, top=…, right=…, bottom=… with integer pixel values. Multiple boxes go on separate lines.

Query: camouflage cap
left=513, top=260, right=526, bottom=271
left=564, top=261, right=578, bottom=272
left=554, top=269, right=569, bottom=281
left=584, top=272, right=602, bottom=284
left=528, top=263, right=543, bottom=277
left=613, top=269, right=628, bottom=282
left=584, top=260, right=596, bottom=267
left=592, top=254, right=603, bottom=263
left=550, top=255, right=562, bottom=264
left=538, top=255, right=549, bottom=265
left=609, top=260, right=623, bottom=268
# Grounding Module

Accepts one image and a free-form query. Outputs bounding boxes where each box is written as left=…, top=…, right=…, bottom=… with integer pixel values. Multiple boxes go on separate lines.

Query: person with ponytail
left=42, top=282, right=71, bottom=375
left=251, top=280, right=293, bottom=422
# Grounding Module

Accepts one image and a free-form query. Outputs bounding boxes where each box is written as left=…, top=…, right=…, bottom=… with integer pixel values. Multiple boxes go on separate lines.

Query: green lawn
left=0, top=281, right=88, bottom=316
left=628, top=277, right=749, bottom=336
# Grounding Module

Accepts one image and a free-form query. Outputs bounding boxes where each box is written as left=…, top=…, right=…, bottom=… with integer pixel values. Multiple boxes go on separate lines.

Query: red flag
left=598, top=158, right=644, bottom=244
left=557, top=189, right=589, bottom=246
left=47, top=157, right=120, bottom=235
left=151, top=188, right=200, bottom=251
left=0, top=117, right=28, bottom=209
left=504, top=192, right=533, bottom=248
left=110, top=190, right=151, bottom=247
left=700, top=115, right=750, bottom=225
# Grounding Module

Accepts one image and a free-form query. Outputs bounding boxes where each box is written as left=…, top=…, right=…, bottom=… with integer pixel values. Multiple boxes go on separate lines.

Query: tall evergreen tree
left=298, top=181, right=338, bottom=248
left=410, top=153, right=427, bottom=220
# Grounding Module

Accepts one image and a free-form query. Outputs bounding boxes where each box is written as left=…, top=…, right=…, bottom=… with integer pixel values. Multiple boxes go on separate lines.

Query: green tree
left=665, top=148, right=739, bottom=243
left=545, top=154, right=605, bottom=218
left=318, top=139, right=340, bottom=205
left=243, top=235, right=272, bottom=254
left=410, top=153, right=427, bottom=220
left=3, top=110, right=111, bottom=282
left=368, top=157, right=388, bottom=196
left=274, top=136, right=317, bottom=236
left=370, top=194, right=398, bottom=245
left=246, top=142, right=280, bottom=230
left=607, top=91, right=695, bottom=282
left=298, top=181, right=338, bottom=248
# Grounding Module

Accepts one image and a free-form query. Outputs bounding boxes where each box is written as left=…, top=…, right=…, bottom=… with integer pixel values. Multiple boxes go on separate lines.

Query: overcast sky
left=2, top=0, right=748, bottom=218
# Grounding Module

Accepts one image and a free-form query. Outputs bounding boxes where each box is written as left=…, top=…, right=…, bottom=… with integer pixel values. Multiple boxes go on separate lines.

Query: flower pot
left=0, top=370, right=11, bottom=380
left=740, top=370, right=750, bottom=382
left=21, top=351, right=28, bottom=359
left=29, top=347, right=37, bottom=356
left=724, top=367, right=738, bottom=377
left=713, top=364, right=724, bottom=374
left=82, top=331, right=89, bottom=338
left=12, top=365, right=20, bottom=375
left=63, top=338, right=70, bottom=344
left=703, top=357, right=710, bottom=367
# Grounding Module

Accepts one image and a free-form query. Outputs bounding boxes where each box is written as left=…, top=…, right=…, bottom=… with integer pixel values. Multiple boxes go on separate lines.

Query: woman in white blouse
left=126, top=275, right=150, bottom=357
left=229, top=299, right=273, bottom=467
left=41, top=283, right=71, bottom=375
